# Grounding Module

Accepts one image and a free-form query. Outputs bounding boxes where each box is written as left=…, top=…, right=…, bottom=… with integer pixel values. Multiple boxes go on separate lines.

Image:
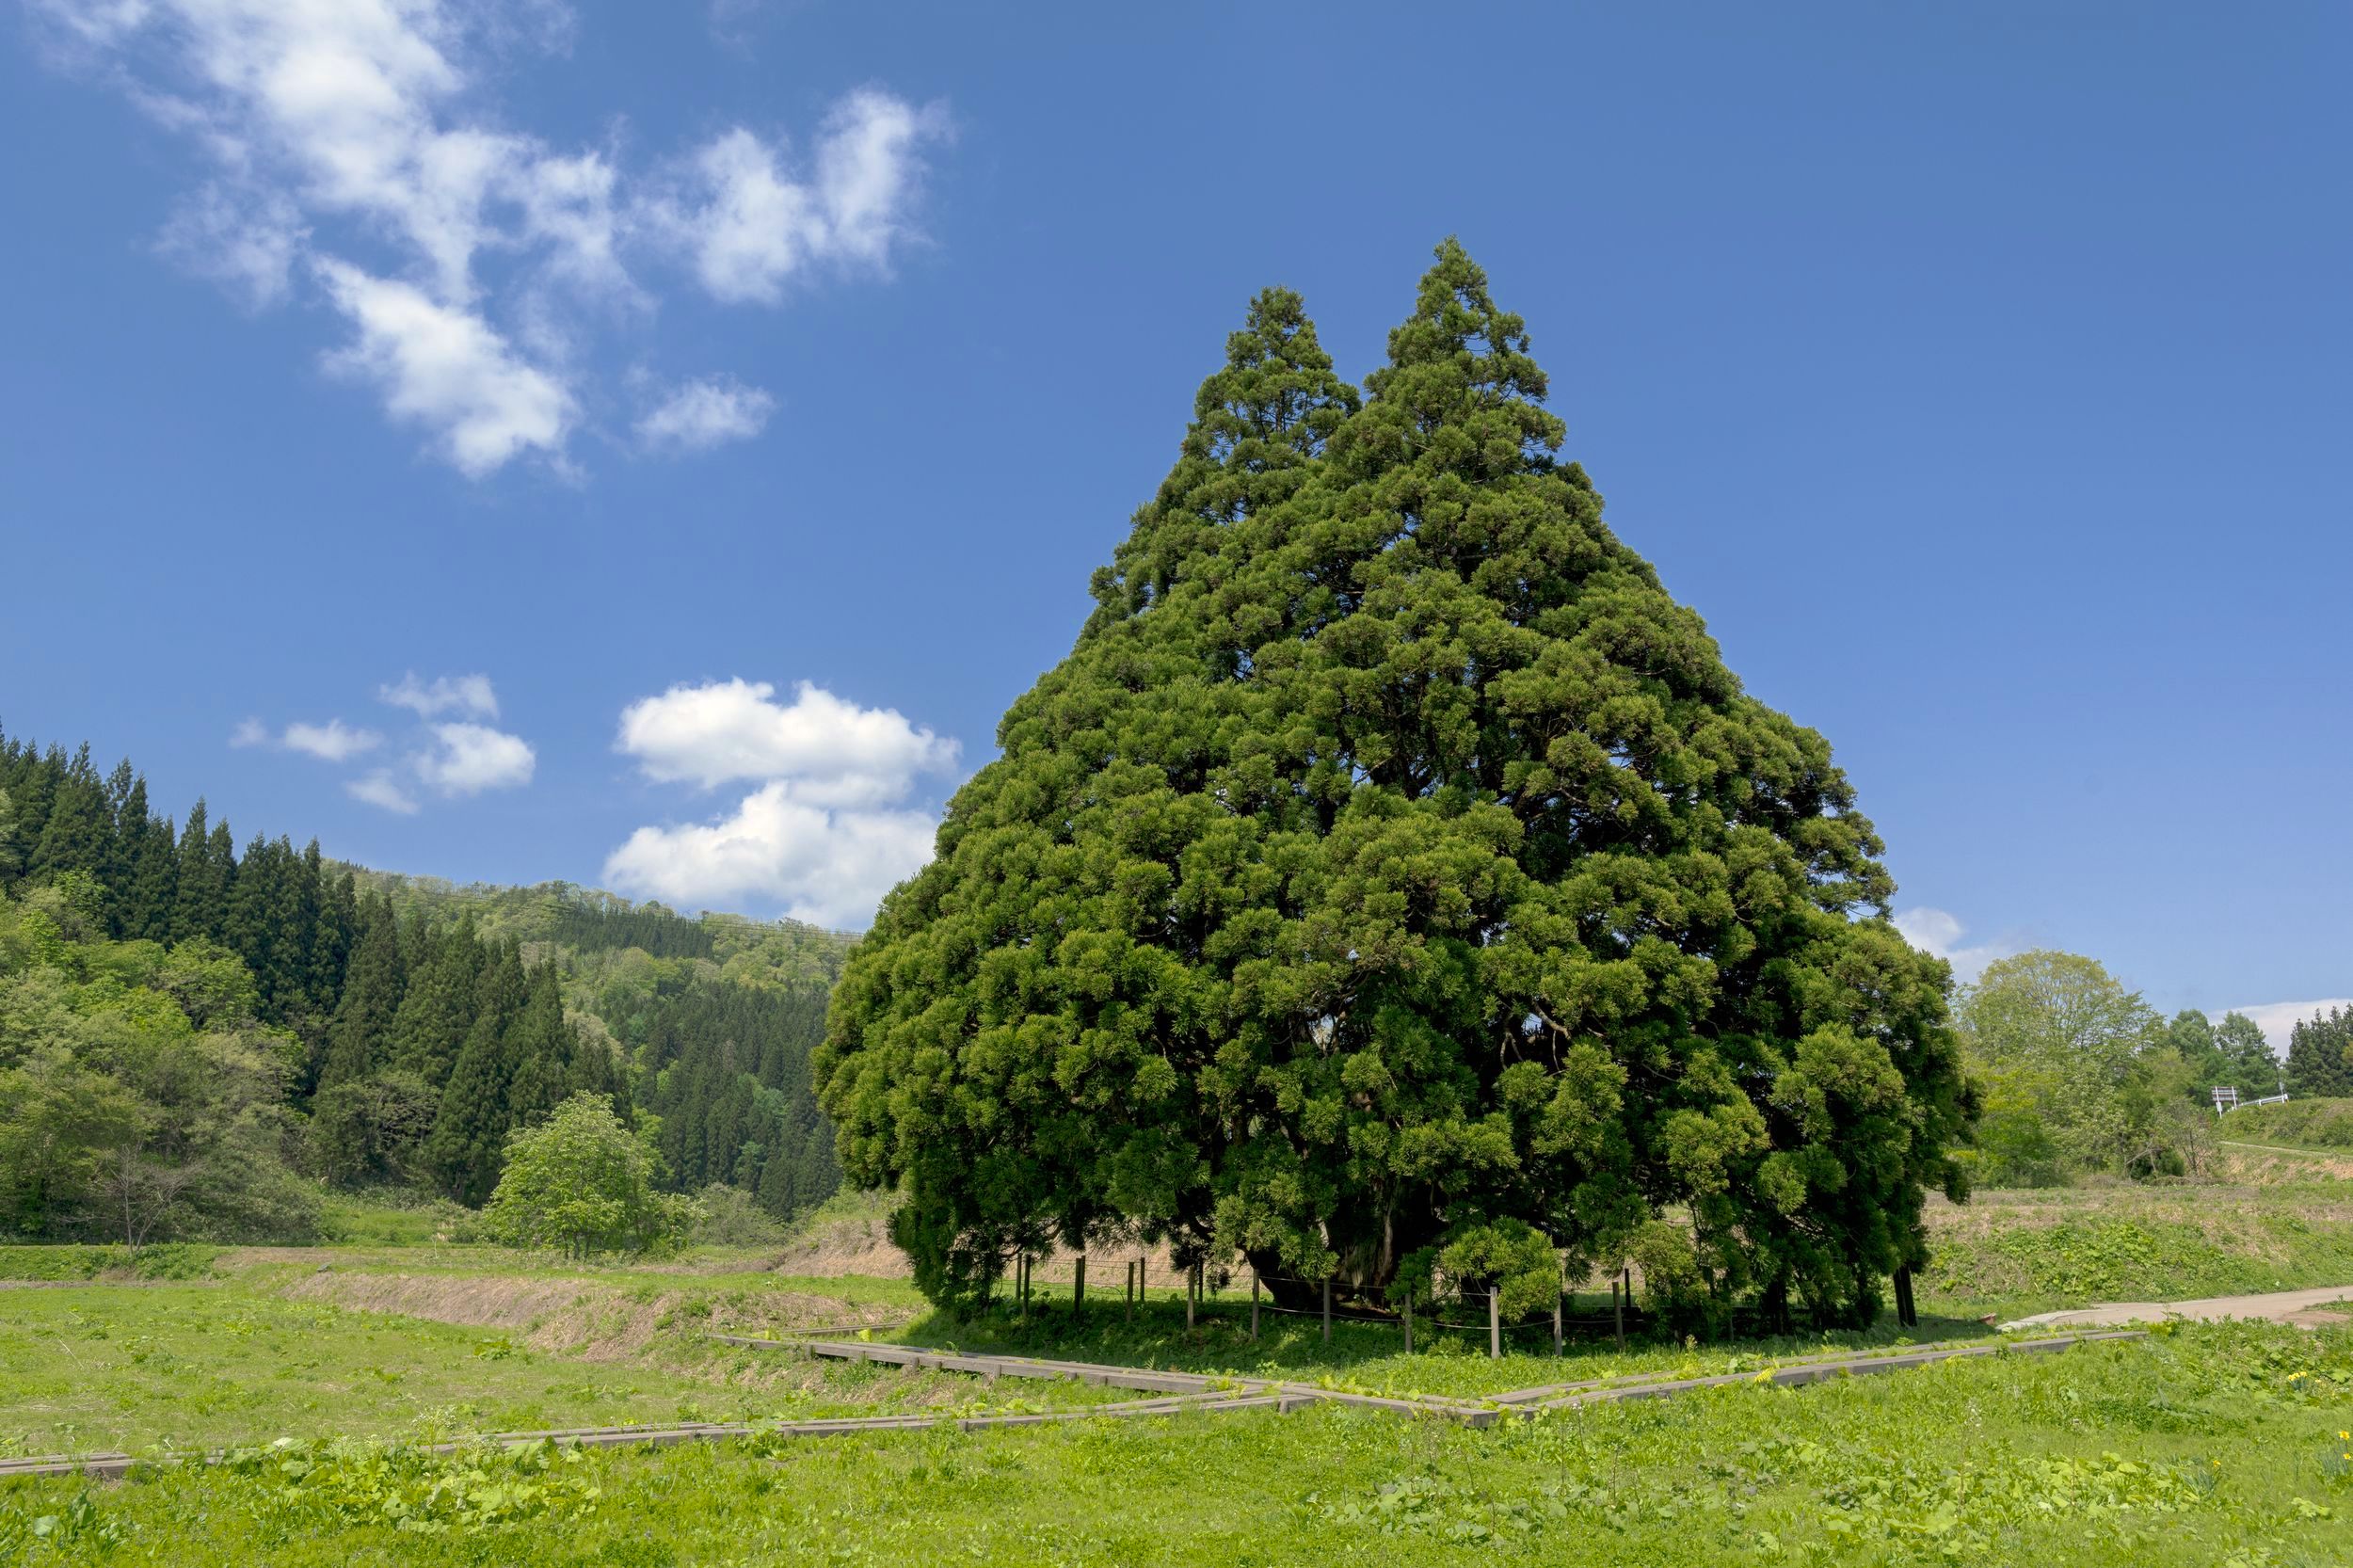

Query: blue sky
left=3, top=3, right=2347, bottom=1038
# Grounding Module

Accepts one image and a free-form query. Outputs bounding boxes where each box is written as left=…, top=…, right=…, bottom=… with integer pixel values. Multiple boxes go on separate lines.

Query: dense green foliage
left=2285, top=1006, right=2353, bottom=1099
left=547, top=897, right=716, bottom=960
left=345, top=870, right=856, bottom=991
left=0, top=732, right=848, bottom=1235
left=639, top=977, right=840, bottom=1219
left=821, top=243, right=1973, bottom=1330
left=0, top=880, right=322, bottom=1244
left=1954, top=951, right=2278, bottom=1186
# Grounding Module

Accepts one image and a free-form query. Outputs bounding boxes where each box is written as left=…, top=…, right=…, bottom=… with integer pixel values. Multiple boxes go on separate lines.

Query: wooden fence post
left=1489, top=1287, right=1501, bottom=1360
left=1074, top=1254, right=1085, bottom=1314
left=1185, top=1264, right=1196, bottom=1330
left=1612, top=1276, right=1624, bottom=1348
left=1250, top=1272, right=1260, bottom=1341
left=1402, top=1294, right=1413, bottom=1356
left=1553, top=1290, right=1564, bottom=1356
left=1322, top=1277, right=1332, bottom=1344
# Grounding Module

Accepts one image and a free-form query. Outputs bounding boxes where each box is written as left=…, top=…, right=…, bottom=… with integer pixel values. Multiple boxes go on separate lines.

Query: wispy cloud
left=235, top=670, right=533, bottom=810
left=231, top=715, right=383, bottom=761
left=635, top=376, right=775, bottom=453
left=283, top=719, right=385, bottom=762
left=346, top=770, right=421, bottom=815
left=379, top=672, right=499, bottom=720
left=316, top=260, right=574, bottom=477
left=375, top=677, right=535, bottom=795
left=1891, top=906, right=2019, bottom=986
left=31, top=2, right=946, bottom=477
left=645, top=96, right=950, bottom=306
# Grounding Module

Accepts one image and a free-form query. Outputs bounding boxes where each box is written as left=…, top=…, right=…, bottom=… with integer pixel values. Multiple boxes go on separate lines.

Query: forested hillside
left=0, top=732, right=854, bottom=1243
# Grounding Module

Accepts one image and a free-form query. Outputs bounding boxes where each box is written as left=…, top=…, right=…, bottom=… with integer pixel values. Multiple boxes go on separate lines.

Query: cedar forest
left=0, top=734, right=848, bottom=1245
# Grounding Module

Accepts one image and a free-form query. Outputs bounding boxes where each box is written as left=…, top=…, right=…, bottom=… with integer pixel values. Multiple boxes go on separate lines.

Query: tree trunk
left=1246, top=1203, right=1439, bottom=1314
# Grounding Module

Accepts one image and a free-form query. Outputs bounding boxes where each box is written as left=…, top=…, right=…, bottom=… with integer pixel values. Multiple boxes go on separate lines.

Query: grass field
left=6, top=1320, right=2351, bottom=1564
left=5, top=1181, right=2353, bottom=1562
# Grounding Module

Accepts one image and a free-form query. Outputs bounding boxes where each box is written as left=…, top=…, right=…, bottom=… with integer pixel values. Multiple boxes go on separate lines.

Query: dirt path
left=2004, top=1284, right=2353, bottom=1331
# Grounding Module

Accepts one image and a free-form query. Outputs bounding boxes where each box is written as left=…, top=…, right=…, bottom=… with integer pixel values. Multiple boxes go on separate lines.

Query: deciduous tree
left=480, top=1092, right=695, bottom=1259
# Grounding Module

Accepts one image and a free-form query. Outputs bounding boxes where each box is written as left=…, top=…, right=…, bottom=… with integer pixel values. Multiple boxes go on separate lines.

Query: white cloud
left=635, top=375, right=775, bottom=453
left=415, top=721, right=535, bottom=794
left=2219, top=1000, right=2353, bottom=1057
left=282, top=719, right=383, bottom=761
left=346, top=769, right=420, bottom=814
left=231, top=672, right=527, bottom=808
left=41, top=0, right=538, bottom=302
left=604, top=780, right=936, bottom=929
left=616, top=678, right=957, bottom=804
left=315, top=258, right=573, bottom=476
left=607, top=677, right=961, bottom=925
left=32, top=2, right=944, bottom=476
left=650, top=94, right=948, bottom=306
left=232, top=715, right=382, bottom=760
left=378, top=671, right=499, bottom=720
left=1892, top=906, right=2018, bottom=986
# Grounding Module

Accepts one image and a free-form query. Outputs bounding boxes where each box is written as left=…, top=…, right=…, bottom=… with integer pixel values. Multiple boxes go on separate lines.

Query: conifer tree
left=205, top=816, right=237, bottom=920
left=2286, top=1008, right=2353, bottom=1099
left=0, top=786, right=20, bottom=888
left=29, top=745, right=107, bottom=885
left=387, top=920, right=485, bottom=1083
left=819, top=245, right=1972, bottom=1325
left=118, top=783, right=176, bottom=941
left=501, top=964, right=579, bottom=1130
left=319, top=893, right=407, bottom=1089
left=8, top=746, right=57, bottom=872
left=170, top=800, right=226, bottom=943
left=227, top=833, right=313, bottom=1020
left=424, top=940, right=529, bottom=1204
left=312, top=870, right=358, bottom=1016
left=98, top=760, right=136, bottom=930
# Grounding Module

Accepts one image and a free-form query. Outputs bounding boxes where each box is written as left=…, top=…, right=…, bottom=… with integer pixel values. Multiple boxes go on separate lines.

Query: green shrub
left=692, top=1184, right=788, bottom=1247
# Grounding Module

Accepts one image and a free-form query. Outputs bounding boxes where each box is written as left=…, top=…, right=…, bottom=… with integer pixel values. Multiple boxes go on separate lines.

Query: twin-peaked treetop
left=818, top=242, right=1975, bottom=1330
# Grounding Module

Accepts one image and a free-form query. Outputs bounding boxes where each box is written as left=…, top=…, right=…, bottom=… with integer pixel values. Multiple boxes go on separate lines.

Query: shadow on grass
left=879, top=1290, right=2004, bottom=1396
